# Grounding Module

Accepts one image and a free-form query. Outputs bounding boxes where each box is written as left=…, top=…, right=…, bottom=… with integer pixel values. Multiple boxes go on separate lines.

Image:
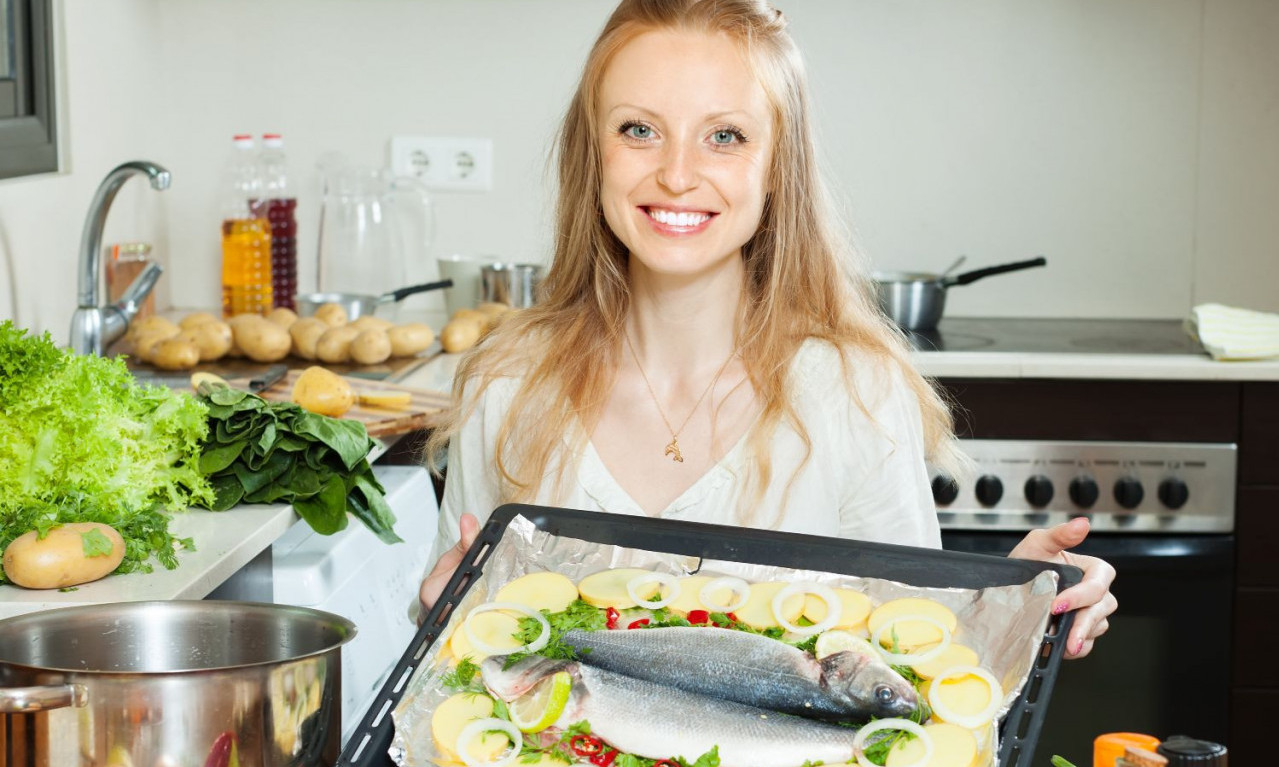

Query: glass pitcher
left=316, top=157, right=434, bottom=315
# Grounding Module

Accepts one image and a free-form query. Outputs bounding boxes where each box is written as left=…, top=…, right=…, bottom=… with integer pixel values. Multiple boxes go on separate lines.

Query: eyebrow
left=606, top=103, right=757, bottom=123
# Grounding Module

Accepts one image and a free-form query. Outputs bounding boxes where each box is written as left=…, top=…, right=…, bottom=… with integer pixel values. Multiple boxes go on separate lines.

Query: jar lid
left=1123, top=746, right=1169, bottom=767
left=107, top=242, right=152, bottom=259
left=1155, top=735, right=1228, bottom=766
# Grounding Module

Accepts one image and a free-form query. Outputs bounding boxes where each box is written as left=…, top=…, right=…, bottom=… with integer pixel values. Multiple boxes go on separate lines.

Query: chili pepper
left=687, top=609, right=710, bottom=625
left=653, top=760, right=681, bottom=767
left=726, top=612, right=739, bottom=622
left=571, top=734, right=604, bottom=757
left=590, top=748, right=619, bottom=767
left=627, top=618, right=650, bottom=630
left=605, top=607, right=620, bottom=630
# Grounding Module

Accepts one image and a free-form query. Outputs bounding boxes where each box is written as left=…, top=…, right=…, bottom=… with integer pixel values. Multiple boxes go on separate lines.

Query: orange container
left=1095, top=733, right=1161, bottom=767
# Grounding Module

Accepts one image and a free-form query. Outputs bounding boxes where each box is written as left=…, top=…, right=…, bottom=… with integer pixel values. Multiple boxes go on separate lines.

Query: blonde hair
left=426, top=0, right=957, bottom=523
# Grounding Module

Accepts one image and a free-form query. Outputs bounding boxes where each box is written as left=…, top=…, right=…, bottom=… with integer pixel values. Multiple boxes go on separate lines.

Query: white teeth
left=648, top=209, right=710, bottom=227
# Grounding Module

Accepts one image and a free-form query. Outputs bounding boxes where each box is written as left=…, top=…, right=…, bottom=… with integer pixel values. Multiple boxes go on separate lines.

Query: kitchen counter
left=914, top=350, right=1279, bottom=380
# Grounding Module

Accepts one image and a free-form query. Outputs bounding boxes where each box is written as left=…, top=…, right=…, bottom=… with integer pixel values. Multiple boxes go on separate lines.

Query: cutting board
left=256, top=370, right=453, bottom=438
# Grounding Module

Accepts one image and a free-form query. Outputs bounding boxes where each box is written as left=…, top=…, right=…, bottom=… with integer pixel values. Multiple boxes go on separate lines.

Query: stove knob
left=1024, top=475, right=1054, bottom=508
left=1157, top=478, right=1190, bottom=510
left=1113, top=477, right=1145, bottom=510
left=1068, top=477, right=1100, bottom=509
left=975, top=475, right=1004, bottom=507
left=931, top=475, right=960, bottom=506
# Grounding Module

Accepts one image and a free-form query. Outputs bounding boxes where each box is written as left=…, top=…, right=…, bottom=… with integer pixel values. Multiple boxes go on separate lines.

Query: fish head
left=820, top=650, right=920, bottom=720
left=479, top=654, right=575, bottom=701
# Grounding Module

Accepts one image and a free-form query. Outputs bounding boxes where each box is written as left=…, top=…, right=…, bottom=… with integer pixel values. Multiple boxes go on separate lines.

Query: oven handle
left=942, top=532, right=1234, bottom=572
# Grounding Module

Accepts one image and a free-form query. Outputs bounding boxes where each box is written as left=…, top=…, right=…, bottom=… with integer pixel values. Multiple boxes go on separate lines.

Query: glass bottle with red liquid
left=259, top=133, right=298, bottom=310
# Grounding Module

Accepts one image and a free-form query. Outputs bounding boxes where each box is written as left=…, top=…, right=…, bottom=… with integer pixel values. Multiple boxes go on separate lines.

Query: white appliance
left=271, top=464, right=438, bottom=743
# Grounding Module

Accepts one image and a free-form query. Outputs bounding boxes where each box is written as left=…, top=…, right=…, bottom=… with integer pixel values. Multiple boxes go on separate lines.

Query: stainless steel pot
left=874, top=257, right=1047, bottom=331
left=0, top=600, right=355, bottom=767
left=480, top=263, right=544, bottom=309
left=295, top=278, right=453, bottom=320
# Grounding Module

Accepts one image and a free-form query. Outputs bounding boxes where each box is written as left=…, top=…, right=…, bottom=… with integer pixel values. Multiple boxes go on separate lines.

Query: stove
left=906, top=317, right=1203, bottom=355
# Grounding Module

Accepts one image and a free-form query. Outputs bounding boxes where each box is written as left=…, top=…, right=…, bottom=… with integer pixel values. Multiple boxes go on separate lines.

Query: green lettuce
left=0, top=321, right=213, bottom=580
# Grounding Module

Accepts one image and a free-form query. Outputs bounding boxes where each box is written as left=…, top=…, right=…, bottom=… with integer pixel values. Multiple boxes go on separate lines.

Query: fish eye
left=874, top=684, right=896, bottom=703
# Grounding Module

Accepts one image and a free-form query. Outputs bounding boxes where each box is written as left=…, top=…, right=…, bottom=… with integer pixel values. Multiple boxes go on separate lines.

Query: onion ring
left=851, top=717, right=933, bottom=767
left=927, top=665, right=1004, bottom=729
left=463, top=602, right=550, bottom=658
left=870, top=614, right=952, bottom=665
left=699, top=576, right=750, bottom=613
left=772, top=582, right=841, bottom=637
left=626, top=572, right=680, bottom=610
left=456, top=717, right=523, bottom=767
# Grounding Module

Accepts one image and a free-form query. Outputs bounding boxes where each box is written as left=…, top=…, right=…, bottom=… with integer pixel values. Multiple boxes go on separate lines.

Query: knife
left=247, top=363, right=288, bottom=392
left=135, top=363, right=289, bottom=393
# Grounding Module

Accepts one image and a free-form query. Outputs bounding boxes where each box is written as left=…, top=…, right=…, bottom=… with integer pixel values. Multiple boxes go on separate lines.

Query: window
left=0, top=0, right=55, bottom=179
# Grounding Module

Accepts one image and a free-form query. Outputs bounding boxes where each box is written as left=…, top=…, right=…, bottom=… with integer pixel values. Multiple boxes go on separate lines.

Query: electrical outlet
left=389, top=136, right=493, bottom=192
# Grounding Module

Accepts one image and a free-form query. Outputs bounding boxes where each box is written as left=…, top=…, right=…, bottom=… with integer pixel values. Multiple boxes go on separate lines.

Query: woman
left=421, top=0, right=1115, bottom=659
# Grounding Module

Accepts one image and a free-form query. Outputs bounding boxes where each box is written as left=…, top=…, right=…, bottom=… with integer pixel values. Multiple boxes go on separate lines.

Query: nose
left=655, top=139, right=700, bottom=194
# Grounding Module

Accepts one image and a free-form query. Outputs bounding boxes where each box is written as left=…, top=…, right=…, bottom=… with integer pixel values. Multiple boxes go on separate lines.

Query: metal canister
left=480, top=263, right=544, bottom=309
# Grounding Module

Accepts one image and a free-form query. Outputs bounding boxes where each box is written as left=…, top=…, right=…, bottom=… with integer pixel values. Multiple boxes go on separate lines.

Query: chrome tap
left=69, top=161, right=171, bottom=355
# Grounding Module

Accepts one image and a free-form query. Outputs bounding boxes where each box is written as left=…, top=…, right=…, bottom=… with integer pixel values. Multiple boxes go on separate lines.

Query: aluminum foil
left=390, top=514, right=1058, bottom=766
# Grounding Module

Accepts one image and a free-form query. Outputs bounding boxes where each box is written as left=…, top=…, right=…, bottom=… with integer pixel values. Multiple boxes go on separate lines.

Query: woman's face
left=597, top=28, right=774, bottom=279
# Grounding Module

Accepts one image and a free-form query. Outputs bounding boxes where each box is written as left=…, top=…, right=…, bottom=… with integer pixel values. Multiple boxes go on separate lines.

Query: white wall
left=1, top=0, right=1276, bottom=340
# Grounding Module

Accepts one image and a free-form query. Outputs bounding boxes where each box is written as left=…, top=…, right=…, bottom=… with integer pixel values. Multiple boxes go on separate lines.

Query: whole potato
left=227, top=312, right=264, bottom=329
left=440, top=318, right=483, bottom=354
left=266, top=307, right=299, bottom=327
left=2, top=522, right=126, bottom=589
left=350, top=315, right=394, bottom=333
left=233, top=317, right=292, bottom=362
left=131, top=328, right=179, bottom=362
left=127, top=315, right=179, bottom=341
left=151, top=338, right=201, bottom=370
left=313, top=303, right=349, bottom=327
left=291, top=365, right=355, bottom=417
left=289, top=317, right=328, bottom=361
left=388, top=323, right=436, bottom=357
left=477, top=302, right=511, bottom=317
left=350, top=329, right=393, bottom=366
left=451, top=308, right=490, bottom=326
left=179, top=321, right=233, bottom=362
left=179, top=311, right=220, bottom=330
left=315, top=325, right=360, bottom=364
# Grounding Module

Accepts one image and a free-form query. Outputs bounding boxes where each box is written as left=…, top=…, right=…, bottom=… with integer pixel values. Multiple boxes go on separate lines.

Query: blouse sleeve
left=834, top=357, right=942, bottom=549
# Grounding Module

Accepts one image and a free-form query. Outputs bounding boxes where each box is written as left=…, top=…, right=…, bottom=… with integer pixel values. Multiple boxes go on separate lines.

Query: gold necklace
left=623, top=332, right=737, bottom=463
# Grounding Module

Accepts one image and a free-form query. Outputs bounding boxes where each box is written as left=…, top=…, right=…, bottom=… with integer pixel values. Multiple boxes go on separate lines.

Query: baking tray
left=340, top=504, right=1082, bottom=767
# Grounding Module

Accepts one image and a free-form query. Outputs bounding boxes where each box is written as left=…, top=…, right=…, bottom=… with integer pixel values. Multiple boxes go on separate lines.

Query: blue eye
left=711, top=129, right=739, bottom=145
left=623, top=123, right=653, bottom=139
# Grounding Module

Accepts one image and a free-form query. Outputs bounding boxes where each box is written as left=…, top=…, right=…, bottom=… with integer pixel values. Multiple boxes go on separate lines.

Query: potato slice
left=802, top=588, right=872, bottom=632
left=733, top=581, right=805, bottom=630
left=868, top=597, right=958, bottom=651
left=663, top=575, right=714, bottom=616
left=577, top=568, right=660, bottom=609
left=910, top=642, right=981, bottom=680
left=495, top=572, right=579, bottom=613
left=929, top=672, right=997, bottom=727
left=885, top=722, right=979, bottom=767
left=430, top=693, right=508, bottom=764
left=357, top=391, right=413, bottom=410
left=449, top=610, right=523, bottom=661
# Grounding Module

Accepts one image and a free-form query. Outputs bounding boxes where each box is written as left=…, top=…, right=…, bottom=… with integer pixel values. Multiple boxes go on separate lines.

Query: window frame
left=0, top=0, right=56, bottom=180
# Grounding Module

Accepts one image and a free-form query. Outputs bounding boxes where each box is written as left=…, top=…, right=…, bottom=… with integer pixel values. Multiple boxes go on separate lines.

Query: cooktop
left=907, top=318, right=1204, bottom=355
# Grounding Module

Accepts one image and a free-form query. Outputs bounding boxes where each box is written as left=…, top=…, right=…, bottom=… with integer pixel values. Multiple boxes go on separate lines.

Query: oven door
left=941, top=531, right=1233, bottom=764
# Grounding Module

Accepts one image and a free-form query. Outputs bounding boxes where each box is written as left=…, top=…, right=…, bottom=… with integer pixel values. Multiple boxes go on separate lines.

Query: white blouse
left=427, top=339, right=941, bottom=564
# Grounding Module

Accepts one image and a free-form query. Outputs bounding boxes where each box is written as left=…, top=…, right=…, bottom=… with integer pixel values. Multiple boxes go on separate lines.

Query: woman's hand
left=1009, top=516, right=1117, bottom=660
left=418, top=513, right=481, bottom=613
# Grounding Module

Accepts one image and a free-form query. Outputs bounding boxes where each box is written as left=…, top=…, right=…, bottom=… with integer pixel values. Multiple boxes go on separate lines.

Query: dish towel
left=1185, top=303, right=1279, bottom=361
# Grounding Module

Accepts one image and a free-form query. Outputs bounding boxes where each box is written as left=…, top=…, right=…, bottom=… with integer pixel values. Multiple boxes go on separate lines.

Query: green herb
left=80, top=528, right=115, bottom=557
left=195, top=384, right=400, bottom=543
left=688, top=746, right=720, bottom=767
left=506, top=599, right=607, bottom=667
left=57, top=586, right=79, bottom=593
left=520, top=720, right=592, bottom=764
left=0, top=322, right=211, bottom=582
left=858, top=725, right=915, bottom=766
left=441, top=657, right=484, bottom=692
left=1051, top=758, right=1078, bottom=767
left=791, top=633, right=819, bottom=654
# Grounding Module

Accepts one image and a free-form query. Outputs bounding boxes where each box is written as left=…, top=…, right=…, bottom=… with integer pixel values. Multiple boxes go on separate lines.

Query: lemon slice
left=190, top=371, right=230, bottom=392
left=509, top=671, right=572, bottom=733
left=814, top=629, right=875, bottom=660
left=358, top=390, right=413, bottom=409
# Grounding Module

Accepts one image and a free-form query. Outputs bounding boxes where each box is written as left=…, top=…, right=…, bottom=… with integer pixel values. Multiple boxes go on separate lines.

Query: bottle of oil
left=220, top=134, right=273, bottom=316
left=258, top=133, right=298, bottom=310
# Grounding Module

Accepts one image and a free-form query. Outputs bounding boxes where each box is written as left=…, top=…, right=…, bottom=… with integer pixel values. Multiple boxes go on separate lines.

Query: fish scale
left=562, top=625, right=917, bottom=722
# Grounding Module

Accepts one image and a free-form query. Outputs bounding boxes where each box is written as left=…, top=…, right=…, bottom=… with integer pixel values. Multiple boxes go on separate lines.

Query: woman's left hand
left=1009, top=516, right=1117, bottom=660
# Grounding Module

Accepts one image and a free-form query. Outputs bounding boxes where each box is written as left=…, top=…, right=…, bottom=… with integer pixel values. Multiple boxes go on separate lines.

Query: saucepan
left=874, top=256, right=1048, bottom=332
left=295, top=278, right=453, bottom=320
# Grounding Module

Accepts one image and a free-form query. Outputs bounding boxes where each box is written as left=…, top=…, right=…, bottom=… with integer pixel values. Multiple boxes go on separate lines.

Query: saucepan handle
left=378, top=279, right=454, bottom=304
left=0, top=684, right=89, bottom=713
left=943, top=256, right=1047, bottom=287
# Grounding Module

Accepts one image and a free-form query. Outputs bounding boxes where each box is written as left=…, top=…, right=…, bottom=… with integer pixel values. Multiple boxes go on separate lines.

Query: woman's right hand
left=418, top=513, right=481, bottom=613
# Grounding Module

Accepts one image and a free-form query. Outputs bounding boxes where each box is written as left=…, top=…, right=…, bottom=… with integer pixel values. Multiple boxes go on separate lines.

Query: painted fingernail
left=1052, top=601, right=1069, bottom=615
left=1073, top=639, right=1085, bottom=655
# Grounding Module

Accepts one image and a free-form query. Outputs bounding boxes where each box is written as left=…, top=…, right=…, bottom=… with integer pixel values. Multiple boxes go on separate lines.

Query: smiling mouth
left=643, top=207, right=715, bottom=229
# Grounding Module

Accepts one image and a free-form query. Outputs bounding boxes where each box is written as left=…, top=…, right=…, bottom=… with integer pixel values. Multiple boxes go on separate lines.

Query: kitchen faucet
left=69, top=161, right=171, bottom=355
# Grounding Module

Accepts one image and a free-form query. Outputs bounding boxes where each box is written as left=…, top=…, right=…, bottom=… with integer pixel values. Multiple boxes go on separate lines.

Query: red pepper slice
left=653, top=761, right=681, bottom=767
left=571, top=734, right=604, bottom=757
left=687, top=609, right=710, bottom=625
left=590, top=749, right=618, bottom=767
left=605, top=607, right=620, bottom=630
left=627, top=619, right=650, bottom=630
left=726, top=612, right=739, bottom=622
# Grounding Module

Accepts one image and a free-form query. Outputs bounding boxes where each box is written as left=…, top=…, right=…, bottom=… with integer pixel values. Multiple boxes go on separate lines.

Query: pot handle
left=942, top=256, right=1047, bottom=287
left=378, top=278, right=454, bottom=304
left=0, top=684, right=88, bottom=713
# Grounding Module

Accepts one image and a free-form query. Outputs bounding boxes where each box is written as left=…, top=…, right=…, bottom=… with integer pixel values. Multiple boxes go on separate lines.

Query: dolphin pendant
left=664, top=438, right=684, bottom=463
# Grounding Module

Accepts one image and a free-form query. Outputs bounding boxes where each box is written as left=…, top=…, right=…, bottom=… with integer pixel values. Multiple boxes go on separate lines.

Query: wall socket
left=389, top=136, right=493, bottom=192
